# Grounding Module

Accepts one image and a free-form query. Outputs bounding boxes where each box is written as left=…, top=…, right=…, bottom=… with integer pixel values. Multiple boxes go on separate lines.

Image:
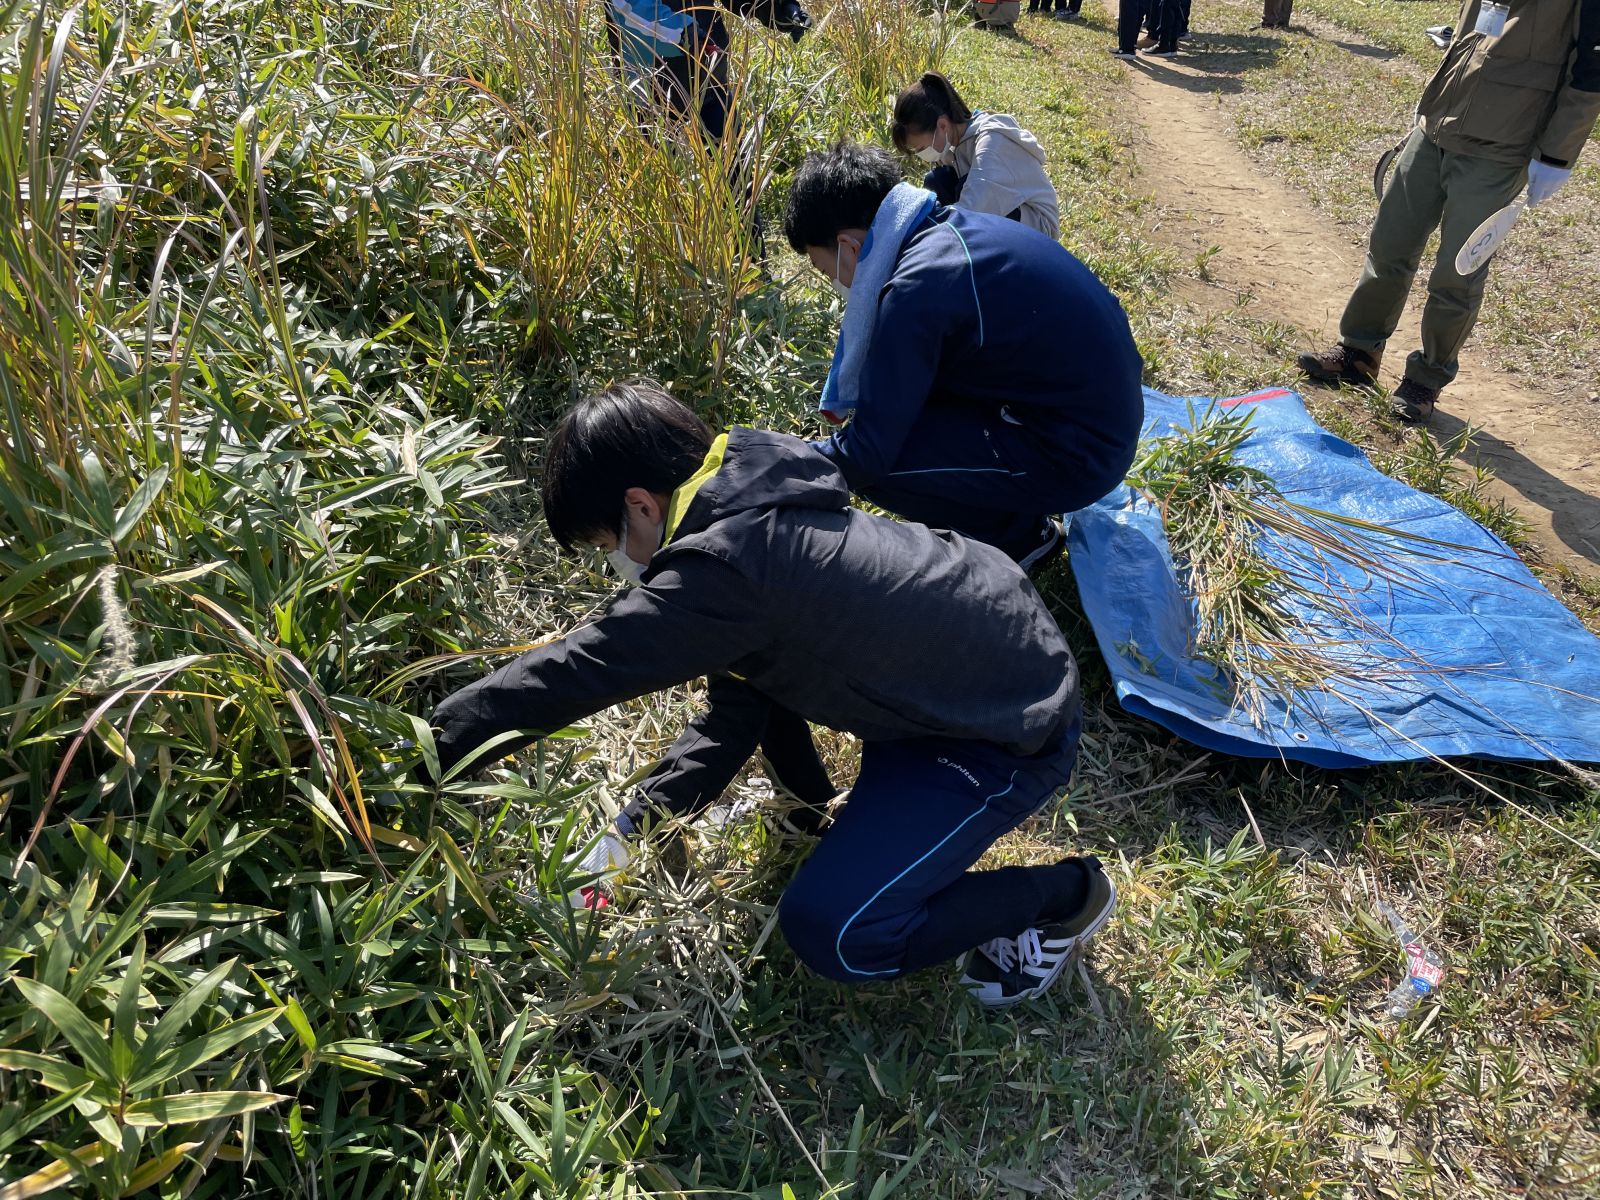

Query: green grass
left=3, top=1, right=1599, bottom=1198
left=1295, top=0, right=1458, bottom=60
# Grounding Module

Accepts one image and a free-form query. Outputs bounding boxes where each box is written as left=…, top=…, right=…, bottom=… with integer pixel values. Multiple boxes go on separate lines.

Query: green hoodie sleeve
left=427, top=554, right=770, bottom=779
left=1536, top=0, right=1600, bottom=166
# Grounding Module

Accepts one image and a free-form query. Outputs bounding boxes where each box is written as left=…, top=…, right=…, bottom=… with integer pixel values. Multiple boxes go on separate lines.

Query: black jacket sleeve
left=623, top=676, right=837, bottom=828
left=428, top=554, right=769, bottom=779
left=922, top=164, right=964, bottom=205
left=727, top=0, right=809, bottom=38
left=726, top=0, right=787, bottom=25
left=624, top=673, right=775, bottom=825
left=1538, top=0, right=1600, bottom=165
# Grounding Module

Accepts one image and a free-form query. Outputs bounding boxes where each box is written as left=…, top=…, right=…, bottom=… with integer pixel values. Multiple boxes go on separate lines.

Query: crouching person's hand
left=922, top=164, right=962, bottom=206
left=564, top=828, right=632, bottom=909
left=776, top=0, right=810, bottom=41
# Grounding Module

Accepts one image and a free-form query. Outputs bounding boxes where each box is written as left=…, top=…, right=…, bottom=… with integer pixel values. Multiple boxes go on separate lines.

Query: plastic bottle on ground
left=1378, top=901, right=1445, bottom=1021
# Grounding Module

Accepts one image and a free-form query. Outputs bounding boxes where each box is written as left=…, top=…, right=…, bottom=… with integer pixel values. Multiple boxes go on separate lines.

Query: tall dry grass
left=0, top=0, right=955, bottom=1195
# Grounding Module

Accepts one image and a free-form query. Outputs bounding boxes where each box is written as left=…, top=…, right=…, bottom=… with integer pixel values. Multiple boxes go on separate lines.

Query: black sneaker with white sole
left=1017, top=516, right=1066, bottom=576
left=960, top=857, right=1117, bottom=1007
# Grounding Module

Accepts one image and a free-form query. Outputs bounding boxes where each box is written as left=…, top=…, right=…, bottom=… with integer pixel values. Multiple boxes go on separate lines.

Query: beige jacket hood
left=949, top=112, right=1062, bottom=239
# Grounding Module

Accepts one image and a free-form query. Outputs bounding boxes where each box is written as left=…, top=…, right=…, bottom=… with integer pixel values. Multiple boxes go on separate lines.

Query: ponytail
left=890, top=72, right=973, bottom=152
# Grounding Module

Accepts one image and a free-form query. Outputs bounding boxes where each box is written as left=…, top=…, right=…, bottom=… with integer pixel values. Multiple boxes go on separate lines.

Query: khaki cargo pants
left=1340, top=127, right=1528, bottom=391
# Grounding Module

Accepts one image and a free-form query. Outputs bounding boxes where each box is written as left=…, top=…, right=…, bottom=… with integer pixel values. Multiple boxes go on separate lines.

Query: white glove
left=1526, top=159, right=1571, bottom=207
left=564, top=830, right=630, bottom=908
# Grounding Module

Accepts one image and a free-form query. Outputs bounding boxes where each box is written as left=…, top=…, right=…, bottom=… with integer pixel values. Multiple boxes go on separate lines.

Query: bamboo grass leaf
left=111, top=466, right=169, bottom=543
left=117, top=1141, right=203, bottom=1195
left=128, top=1006, right=283, bottom=1093
left=127, top=958, right=239, bottom=1083
left=11, top=979, right=116, bottom=1081
left=121, top=1091, right=287, bottom=1127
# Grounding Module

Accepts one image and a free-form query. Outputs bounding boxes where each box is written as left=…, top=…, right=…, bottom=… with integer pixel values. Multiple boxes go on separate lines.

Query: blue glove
left=1526, top=159, right=1571, bottom=207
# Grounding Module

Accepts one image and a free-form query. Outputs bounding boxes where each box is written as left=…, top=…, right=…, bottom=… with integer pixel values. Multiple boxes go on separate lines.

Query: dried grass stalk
left=1126, top=404, right=1507, bottom=728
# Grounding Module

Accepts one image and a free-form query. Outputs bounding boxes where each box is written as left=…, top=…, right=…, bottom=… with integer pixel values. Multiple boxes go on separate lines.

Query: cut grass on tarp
left=1126, top=403, right=1518, bottom=728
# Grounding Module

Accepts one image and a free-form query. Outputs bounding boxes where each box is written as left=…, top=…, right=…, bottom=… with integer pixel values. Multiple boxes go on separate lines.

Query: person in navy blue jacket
left=783, top=143, right=1145, bottom=569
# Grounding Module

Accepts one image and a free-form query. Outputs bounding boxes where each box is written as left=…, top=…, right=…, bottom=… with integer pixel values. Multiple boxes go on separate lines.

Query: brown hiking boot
left=1296, top=344, right=1381, bottom=388
left=1390, top=378, right=1438, bottom=423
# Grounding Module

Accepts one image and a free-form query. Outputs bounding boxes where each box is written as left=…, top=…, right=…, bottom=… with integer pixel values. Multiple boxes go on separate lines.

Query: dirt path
left=1119, top=55, right=1600, bottom=576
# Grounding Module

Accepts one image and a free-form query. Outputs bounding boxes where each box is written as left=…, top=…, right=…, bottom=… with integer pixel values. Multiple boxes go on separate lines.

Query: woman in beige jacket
left=891, top=73, right=1062, bottom=240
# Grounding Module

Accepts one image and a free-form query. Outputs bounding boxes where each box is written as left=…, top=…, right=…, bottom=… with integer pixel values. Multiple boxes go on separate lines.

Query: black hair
left=890, top=73, right=972, bottom=153
left=541, top=380, right=713, bottom=552
left=782, top=141, right=901, bottom=254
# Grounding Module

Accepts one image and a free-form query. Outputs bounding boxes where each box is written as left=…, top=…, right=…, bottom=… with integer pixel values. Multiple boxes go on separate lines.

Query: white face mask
left=606, top=545, right=647, bottom=586
left=830, top=239, right=854, bottom=300
left=606, top=510, right=661, bottom=586
left=914, top=127, right=951, bottom=165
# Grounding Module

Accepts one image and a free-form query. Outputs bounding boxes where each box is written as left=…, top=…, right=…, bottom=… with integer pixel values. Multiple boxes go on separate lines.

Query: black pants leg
left=760, top=707, right=836, bottom=832
left=1155, top=0, right=1182, bottom=49
left=631, top=676, right=834, bottom=830
left=654, top=51, right=762, bottom=239
left=1118, top=0, right=1146, bottom=51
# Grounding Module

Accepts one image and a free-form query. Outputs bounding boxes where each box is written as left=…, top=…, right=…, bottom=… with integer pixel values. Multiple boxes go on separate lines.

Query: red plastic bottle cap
left=579, top=886, right=609, bottom=909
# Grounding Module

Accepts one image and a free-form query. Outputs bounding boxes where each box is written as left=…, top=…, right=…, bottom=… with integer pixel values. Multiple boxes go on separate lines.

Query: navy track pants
left=778, top=722, right=1080, bottom=982
left=854, top=399, right=1136, bottom=560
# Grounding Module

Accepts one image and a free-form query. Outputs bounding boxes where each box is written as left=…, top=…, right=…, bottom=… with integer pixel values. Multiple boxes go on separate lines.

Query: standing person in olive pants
left=1298, top=0, right=1600, bottom=422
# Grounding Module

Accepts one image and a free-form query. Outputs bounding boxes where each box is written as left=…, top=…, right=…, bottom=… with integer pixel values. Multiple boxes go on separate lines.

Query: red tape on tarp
left=1218, top=387, right=1293, bottom=409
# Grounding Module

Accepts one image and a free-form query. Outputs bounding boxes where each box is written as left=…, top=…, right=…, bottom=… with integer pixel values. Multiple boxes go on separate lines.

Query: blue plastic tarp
left=1067, top=387, right=1600, bottom=767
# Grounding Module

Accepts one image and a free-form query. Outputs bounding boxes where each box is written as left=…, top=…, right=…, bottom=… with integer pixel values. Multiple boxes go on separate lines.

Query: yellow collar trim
left=662, top=433, right=729, bottom=546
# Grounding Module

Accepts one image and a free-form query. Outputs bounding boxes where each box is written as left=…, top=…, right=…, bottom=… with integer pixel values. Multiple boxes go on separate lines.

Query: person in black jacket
left=423, top=381, right=1117, bottom=1007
